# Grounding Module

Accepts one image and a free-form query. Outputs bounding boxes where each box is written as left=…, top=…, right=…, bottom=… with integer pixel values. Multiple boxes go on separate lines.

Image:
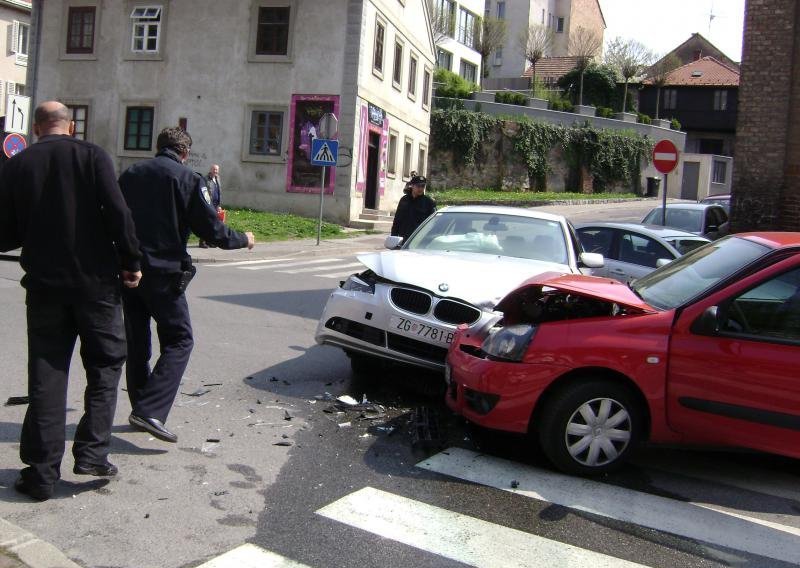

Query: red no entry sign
left=652, top=139, right=679, bottom=174
left=3, top=133, right=27, bottom=158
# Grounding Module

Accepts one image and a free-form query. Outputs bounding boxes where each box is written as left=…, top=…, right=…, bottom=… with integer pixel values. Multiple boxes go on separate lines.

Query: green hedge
left=495, top=91, right=528, bottom=106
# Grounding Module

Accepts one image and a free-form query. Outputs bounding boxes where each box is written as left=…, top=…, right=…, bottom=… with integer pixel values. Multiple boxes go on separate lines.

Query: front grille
left=434, top=299, right=481, bottom=325
left=387, top=332, right=449, bottom=363
left=325, top=317, right=385, bottom=346
left=391, top=288, right=432, bottom=315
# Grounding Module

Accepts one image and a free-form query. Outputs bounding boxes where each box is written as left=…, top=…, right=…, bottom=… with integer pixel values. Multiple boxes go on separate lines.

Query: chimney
left=693, top=50, right=702, bottom=61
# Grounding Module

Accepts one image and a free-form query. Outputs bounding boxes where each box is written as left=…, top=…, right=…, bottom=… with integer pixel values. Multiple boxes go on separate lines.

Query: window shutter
left=10, top=20, right=20, bottom=54
left=0, top=81, right=4, bottom=115
left=8, top=81, right=17, bottom=96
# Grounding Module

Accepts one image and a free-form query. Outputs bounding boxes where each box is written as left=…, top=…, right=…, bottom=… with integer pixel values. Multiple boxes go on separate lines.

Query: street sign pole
left=662, top=174, right=668, bottom=226
left=652, top=139, right=680, bottom=227
left=316, top=166, right=326, bottom=246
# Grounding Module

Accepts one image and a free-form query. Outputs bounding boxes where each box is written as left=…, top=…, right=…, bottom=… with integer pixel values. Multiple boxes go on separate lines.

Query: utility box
left=646, top=176, right=661, bottom=197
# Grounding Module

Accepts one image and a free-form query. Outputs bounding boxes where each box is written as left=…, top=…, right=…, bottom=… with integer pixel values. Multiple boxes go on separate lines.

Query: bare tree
left=518, top=24, right=553, bottom=94
left=568, top=26, right=602, bottom=106
left=648, top=54, right=681, bottom=119
left=604, top=36, right=653, bottom=113
left=427, top=0, right=455, bottom=45
left=476, top=16, right=507, bottom=78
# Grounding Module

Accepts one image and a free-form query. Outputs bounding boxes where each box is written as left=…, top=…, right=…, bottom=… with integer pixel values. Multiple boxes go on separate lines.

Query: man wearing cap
left=391, top=174, right=436, bottom=241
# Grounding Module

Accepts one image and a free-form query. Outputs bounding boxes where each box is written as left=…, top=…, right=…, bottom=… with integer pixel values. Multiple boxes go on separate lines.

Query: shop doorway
left=365, top=132, right=380, bottom=209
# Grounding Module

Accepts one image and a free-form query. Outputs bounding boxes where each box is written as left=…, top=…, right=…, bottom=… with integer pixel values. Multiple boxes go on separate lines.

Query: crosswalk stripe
left=278, top=262, right=363, bottom=275
left=194, top=543, right=311, bottom=567
left=240, top=258, right=343, bottom=271
left=207, top=258, right=296, bottom=267
left=417, top=448, right=800, bottom=565
left=316, top=487, right=650, bottom=567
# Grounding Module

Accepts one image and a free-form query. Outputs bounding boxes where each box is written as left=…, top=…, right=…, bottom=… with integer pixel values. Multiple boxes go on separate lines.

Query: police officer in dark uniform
left=119, top=127, right=254, bottom=443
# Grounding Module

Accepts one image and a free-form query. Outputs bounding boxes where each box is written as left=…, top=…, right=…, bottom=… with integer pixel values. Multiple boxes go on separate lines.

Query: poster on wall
left=287, top=94, right=340, bottom=194
left=355, top=102, right=388, bottom=198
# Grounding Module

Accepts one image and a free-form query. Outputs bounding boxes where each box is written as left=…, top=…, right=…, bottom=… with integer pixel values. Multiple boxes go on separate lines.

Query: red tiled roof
left=645, top=56, right=739, bottom=87
left=522, top=56, right=581, bottom=80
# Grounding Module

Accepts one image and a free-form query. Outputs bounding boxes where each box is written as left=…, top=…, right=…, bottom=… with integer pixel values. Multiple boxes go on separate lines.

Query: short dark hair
left=34, top=103, right=70, bottom=126
left=156, top=127, right=192, bottom=154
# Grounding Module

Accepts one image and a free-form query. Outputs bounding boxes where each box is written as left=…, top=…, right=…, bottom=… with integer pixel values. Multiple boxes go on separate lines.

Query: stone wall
left=732, top=0, right=800, bottom=231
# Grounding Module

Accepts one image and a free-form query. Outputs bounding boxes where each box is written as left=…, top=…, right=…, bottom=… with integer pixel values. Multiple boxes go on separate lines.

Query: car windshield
left=664, top=237, right=709, bottom=255
left=643, top=208, right=703, bottom=233
left=631, top=236, right=771, bottom=310
left=405, top=211, right=569, bottom=264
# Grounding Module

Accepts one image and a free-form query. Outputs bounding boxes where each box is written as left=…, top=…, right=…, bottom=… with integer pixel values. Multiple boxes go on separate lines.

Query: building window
left=10, top=21, right=29, bottom=64
left=130, top=6, right=161, bottom=53
left=255, top=6, right=290, bottom=55
left=457, top=8, right=477, bottom=48
left=249, top=110, right=283, bottom=155
left=712, top=160, right=727, bottom=184
left=124, top=107, right=154, bottom=151
left=408, top=53, right=418, bottom=99
left=388, top=131, right=398, bottom=175
left=68, top=105, right=88, bottom=140
left=663, top=88, right=677, bottom=110
left=556, top=17, right=564, bottom=33
left=434, top=0, right=456, bottom=37
left=436, top=48, right=452, bottom=70
left=422, top=67, right=432, bottom=109
left=392, top=40, right=404, bottom=88
left=541, top=8, right=545, bottom=24
left=66, top=6, right=96, bottom=54
left=496, top=1, right=505, bottom=18
left=403, top=138, right=412, bottom=178
left=460, top=60, right=477, bottom=84
left=417, top=145, right=426, bottom=175
left=714, top=90, right=728, bottom=111
left=494, top=47, right=503, bottom=65
left=373, top=19, right=385, bottom=75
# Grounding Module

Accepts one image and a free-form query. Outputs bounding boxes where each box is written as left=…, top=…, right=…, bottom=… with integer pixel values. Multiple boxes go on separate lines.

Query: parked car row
left=316, top=205, right=799, bottom=477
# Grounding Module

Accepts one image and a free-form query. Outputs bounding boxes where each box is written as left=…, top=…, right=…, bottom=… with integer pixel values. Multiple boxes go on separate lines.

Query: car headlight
left=481, top=324, right=536, bottom=362
left=341, top=274, right=375, bottom=294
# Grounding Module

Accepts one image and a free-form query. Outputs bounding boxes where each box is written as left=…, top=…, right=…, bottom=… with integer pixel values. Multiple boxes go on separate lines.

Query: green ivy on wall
left=430, top=109, right=655, bottom=191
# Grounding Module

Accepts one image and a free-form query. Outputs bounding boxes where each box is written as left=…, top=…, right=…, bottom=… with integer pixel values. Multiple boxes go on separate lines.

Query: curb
left=0, top=518, right=82, bottom=568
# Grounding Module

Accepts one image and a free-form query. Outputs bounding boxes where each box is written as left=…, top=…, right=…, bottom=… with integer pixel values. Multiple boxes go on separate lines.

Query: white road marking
left=316, top=487, right=650, bottom=568
left=654, top=152, right=677, bottom=161
left=207, top=258, right=296, bottom=267
left=241, top=258, right=343, bottom=271
left=195, top=543, right=311, bottom=567
left=417, top=448, right=800, bottom=565
left=278, top=262, right=363, bottom=274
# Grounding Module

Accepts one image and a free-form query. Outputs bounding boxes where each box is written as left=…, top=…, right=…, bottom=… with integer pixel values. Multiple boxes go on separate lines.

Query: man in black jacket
left=0, top=101, right=142, bottom=501
left=391, top=175, right=436, bottom=241
left=119, top=127, right=254, bottom=444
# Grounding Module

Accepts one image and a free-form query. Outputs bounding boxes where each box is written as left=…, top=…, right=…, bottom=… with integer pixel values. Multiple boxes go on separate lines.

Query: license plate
left=389, top=316, right=454, bottom=345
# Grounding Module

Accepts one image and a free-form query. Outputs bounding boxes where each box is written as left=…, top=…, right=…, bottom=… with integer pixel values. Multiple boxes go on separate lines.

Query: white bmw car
left=315, top=205, right=604, bottom=373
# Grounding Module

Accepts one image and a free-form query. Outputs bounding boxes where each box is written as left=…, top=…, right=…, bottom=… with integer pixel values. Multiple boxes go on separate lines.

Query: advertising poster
left=287, top=94, right=339, bottom=194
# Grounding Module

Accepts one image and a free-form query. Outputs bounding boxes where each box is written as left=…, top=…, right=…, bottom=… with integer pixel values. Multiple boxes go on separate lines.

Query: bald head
left=34, top=101, right=74, bottom=137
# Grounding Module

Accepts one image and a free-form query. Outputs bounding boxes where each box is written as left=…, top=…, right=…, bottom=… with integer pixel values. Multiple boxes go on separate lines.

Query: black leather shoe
left=14, top=477, right=52, bottom=502
left=129, top=414, right=178, bottom=443
left=74, top=461, right=118, bottom=477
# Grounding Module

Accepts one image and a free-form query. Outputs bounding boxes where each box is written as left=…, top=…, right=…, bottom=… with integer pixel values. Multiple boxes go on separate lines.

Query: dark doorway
left=365, top=132, right=380, bottom=210
left=699, top=138, right=724, bottom=155
left=680, top=161, right=700, bottom=200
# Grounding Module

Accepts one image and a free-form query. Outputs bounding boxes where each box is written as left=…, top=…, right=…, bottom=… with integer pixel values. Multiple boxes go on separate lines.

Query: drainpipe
left=25, top=0, right=43, bottom=139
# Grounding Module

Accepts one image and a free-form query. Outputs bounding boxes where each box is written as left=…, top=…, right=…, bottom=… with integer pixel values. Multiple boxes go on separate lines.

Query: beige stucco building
left=431, top=0, right=483, bottom=84
left=0, top=0, right=30, bottom=131
left=482, top=0, right=604, bottom=87
left=29, top=0, right=435, bottom=224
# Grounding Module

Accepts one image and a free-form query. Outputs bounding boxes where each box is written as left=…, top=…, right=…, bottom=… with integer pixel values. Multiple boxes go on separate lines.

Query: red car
left=446, top=233, right=800, bottom=475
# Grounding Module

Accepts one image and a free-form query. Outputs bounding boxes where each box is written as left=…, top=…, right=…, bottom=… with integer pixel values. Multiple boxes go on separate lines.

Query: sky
left=598, top=0, right=746, bottom=62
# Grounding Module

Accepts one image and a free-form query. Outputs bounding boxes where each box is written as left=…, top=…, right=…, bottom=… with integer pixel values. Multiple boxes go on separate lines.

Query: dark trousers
left=122, top=273, right=193, bottom=423
left=21, top=290, right=126, bottom=487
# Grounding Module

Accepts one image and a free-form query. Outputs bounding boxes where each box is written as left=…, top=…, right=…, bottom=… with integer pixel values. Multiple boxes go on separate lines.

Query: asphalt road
left=1, top=199, right=798, bottom=568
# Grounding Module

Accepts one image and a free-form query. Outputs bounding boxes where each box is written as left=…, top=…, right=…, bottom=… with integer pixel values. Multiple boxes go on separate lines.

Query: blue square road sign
left=310, top=138, right=339, bottom=167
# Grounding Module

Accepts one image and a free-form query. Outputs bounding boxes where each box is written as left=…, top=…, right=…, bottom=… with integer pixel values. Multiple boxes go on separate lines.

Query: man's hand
left=245, top=232, right=255, bottom=250
left=122, top=270, right=142, bottom=288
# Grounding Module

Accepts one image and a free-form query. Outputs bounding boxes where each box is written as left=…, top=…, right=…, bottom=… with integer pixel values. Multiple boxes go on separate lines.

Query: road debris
left=273, top=440, right=292, bottom=446
left=183, top=387, right=211, bottom=397
left=4, top=396, right=29, bottom=406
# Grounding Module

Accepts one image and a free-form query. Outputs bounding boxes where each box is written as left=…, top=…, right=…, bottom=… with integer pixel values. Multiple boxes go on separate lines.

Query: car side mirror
left=691, top=305, right=719, bottom=335
left=579, top=252, right=604, bottom=268
left=706, top=225, right=719, bottom=233
left=656, top=258, right=672, bottom=268
left=384, top=235, right=404, bottom=249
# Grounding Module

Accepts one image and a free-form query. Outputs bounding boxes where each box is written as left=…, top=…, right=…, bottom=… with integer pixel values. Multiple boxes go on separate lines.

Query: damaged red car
left=445, top=233, right=800, bottom=475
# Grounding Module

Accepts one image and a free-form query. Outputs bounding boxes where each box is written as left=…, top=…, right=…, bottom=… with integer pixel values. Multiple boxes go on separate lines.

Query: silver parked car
left=641, top=203, right=730, bottom=240
left=315, top=206, right=604, bottom=373
left=576, top=222, right=710, bottom=283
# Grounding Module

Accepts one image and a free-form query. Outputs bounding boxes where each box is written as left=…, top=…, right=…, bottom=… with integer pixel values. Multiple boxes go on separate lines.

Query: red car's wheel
left=538, top=380, right=643, bottom=475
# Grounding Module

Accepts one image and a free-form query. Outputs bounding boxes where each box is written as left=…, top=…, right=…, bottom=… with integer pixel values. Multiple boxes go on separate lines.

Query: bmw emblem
left=438, top=283, right=449, bottom=292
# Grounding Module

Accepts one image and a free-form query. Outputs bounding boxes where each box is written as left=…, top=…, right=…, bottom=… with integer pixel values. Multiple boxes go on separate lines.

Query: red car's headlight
left=481, top=324, right=536, bottom=362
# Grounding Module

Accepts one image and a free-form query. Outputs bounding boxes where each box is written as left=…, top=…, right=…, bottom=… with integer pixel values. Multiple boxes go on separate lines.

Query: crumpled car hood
left=357, top=250, right=570, bottom=307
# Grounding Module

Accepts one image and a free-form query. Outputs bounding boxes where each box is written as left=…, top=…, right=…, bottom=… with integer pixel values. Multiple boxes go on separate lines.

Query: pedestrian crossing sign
left=310, top=138, right=339, bottom=166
